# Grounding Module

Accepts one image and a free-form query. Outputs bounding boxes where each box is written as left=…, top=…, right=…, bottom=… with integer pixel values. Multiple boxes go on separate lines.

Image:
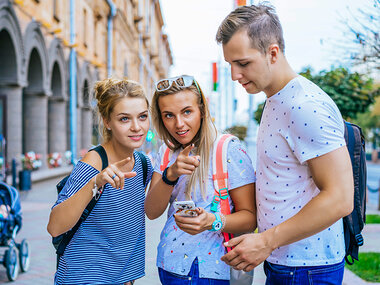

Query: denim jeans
left=158, top=258, right=229, bottom=285
left=264, top=258, right=345, bottom=285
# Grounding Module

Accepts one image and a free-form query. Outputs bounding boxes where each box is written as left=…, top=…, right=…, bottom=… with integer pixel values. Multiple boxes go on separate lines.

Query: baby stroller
left=0, top=181, right=30, bottom=281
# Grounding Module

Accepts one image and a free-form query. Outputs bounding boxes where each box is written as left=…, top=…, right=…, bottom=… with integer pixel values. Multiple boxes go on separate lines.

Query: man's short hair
left=216, top=3, right=285, bottom=54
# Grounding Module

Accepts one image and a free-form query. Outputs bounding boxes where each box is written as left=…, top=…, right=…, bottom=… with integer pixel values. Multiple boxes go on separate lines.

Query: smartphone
left=173, top=200, right=198, bottom=217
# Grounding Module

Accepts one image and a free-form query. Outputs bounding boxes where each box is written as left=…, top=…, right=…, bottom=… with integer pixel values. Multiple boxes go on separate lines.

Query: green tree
left=253, top=102, right=265, bottom=124
left=224, top=125, right=247, bottom=141
left=253, top=67, right=378, bottom=124
left=300, top=67, right=377, bottom=120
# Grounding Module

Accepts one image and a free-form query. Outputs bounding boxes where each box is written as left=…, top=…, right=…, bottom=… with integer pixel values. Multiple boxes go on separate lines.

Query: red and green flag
left=212, top=62, right=218, bottom=91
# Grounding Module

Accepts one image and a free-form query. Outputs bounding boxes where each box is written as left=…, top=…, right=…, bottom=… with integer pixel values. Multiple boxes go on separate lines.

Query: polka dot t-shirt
left=154, top=138, right=256, bottom=280
left=256, top=75, right=346, bottom=266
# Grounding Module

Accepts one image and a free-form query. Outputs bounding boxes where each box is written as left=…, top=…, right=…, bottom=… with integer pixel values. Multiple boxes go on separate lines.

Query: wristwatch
left=210, top=212, right=223, bottom=232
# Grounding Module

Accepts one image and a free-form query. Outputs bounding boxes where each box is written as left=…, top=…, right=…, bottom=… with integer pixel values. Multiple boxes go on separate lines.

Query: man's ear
left=267, top=44, right=280, bottom=64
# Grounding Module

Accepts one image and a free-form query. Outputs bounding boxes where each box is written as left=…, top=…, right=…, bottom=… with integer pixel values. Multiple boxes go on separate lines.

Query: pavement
left=0, top=176, right=377, bottom=284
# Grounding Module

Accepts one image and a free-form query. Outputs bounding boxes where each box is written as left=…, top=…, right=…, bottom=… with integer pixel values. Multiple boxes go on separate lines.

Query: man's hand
left=221, top=233, right=274, bottom=272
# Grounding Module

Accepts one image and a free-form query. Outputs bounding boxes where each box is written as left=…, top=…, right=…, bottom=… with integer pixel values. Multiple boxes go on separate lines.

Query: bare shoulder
left=81, top=149, right=103, bottom=171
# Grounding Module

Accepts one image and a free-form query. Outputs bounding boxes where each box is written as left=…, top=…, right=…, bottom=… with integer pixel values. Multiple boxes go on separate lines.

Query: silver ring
left=111, top=174, right=117, bottom=180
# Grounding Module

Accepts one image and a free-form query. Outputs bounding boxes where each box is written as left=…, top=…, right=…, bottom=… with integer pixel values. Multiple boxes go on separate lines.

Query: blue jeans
left=264, top=258, right=345, bottom=285
left=158, top=258, right=229, bottom=285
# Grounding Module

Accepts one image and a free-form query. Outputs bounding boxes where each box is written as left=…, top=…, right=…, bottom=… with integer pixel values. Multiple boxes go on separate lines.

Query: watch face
left=213, top=221, right=222, bottom=231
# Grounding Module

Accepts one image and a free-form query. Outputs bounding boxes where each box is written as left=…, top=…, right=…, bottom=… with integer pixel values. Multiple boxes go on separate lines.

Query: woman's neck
left=103, top=140, right=134, bottom=163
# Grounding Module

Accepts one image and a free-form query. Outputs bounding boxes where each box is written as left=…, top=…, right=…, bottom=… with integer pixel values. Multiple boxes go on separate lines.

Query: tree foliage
left=253, top=67, right=378, bottom=124
left=300, top=67, right=377, bottom=120
left=253, top=102, right=265, bottom=125
left=224, top=125, right=247, bottom=141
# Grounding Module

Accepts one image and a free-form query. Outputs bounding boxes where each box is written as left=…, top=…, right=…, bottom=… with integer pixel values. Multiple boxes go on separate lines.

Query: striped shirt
left=53, top=151, right=152, bottom=285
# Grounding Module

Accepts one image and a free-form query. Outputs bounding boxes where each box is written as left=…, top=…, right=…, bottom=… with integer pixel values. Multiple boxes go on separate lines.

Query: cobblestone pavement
left=0, top=177, right=377, bottom=284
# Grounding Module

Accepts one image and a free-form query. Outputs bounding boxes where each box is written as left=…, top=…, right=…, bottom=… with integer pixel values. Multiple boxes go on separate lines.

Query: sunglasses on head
left=155, top=75, right=200, bottom=93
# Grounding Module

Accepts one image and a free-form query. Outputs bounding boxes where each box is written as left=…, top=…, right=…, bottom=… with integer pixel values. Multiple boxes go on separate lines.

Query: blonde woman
left=145, top=75, right=256, bottom=284
left=48, top=78, right=153, bottom=285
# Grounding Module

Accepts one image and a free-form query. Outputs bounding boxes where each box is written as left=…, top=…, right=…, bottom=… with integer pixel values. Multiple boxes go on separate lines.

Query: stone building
left=0, top=0, right=172, bottom=172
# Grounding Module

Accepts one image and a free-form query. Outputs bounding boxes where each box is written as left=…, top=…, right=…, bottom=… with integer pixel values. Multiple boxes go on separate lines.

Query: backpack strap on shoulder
left=56, top=145, right=108, bottom=260
left=136, top=151, right=148, bottom=187
left=91, top=145, right=108, bottom=169
left=210, top=134, right=237, bottom=252
left=160, top=146, right=172, bottom=171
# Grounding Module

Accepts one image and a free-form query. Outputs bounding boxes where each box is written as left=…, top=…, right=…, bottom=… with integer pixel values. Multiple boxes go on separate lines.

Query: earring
left=107, top=127, right=111, bottom=131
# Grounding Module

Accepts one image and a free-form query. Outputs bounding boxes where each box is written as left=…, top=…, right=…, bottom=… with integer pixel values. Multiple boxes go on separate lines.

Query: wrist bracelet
left=162, top=167, right=179, bottom=186
left=92, top=175, right=98, bottom=197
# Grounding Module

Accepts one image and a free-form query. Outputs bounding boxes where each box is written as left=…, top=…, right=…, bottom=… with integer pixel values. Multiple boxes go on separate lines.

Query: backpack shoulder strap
left=56, top=145, right=108, bottom=257
left=136, top=151, right=148, bottom=186
left=91, top=145, right=109, bottom=170
left=160, top=145, right=172, bottom=171
left=211, top=134, right=237, bottom=252
left=211, top=134, right=235, bottom=210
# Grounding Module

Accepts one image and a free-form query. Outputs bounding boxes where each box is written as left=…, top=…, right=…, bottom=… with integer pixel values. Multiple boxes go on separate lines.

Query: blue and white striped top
left=53, top=151, right=152, bottom=285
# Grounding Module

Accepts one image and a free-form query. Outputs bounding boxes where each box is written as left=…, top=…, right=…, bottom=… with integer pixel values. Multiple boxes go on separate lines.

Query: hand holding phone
left=173, top=200, right=198, bottom=217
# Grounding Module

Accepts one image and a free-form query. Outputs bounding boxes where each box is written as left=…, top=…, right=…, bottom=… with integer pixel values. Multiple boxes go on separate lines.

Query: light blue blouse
left=154, top=139, right=256, bottom=280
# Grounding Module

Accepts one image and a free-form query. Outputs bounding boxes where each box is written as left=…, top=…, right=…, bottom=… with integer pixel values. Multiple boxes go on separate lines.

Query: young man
left=216, top=4, right=354, bottom=284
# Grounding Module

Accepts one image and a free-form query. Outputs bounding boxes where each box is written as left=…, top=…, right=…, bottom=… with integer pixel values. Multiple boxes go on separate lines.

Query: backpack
left=52, top=145, right=148, bottom=266
left=343, top=121, right=367, bottom=265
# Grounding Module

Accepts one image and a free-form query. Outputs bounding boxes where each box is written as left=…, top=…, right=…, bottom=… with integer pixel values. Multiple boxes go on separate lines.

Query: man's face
left=223, top=29, right=273, bottom=95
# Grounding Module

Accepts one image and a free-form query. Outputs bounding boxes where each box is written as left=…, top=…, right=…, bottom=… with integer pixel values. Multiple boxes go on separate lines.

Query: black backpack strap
left=136, top=151, right=148, bottom=186
left=343, top=122, right=365, bottom=265
left=56, top=145, right=108, bottom=258
left=91, top=145, right=108, bottom=169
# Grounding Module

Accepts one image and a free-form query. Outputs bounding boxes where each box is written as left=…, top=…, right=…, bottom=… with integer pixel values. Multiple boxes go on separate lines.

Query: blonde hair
left=93, top=78, right=148, bottom=142
left=151, top=79, right=217, bottom=200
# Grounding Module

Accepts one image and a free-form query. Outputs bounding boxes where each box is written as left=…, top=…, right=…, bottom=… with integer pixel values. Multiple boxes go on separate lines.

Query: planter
left=19, top=170, right=32, bottom=191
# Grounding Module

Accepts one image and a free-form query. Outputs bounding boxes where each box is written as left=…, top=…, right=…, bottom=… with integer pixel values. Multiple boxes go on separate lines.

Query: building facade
left=0, top=0, right=172, bottom=172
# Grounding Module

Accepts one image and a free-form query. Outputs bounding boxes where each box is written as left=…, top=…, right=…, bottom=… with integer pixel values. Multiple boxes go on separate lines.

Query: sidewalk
left=0, top=176, right=377, bottom=284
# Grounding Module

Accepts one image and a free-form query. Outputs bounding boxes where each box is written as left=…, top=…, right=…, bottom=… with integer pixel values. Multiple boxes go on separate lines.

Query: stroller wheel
left=5, top=245, right=19, bottom=281
left=19, top=239, right=30, bottom=272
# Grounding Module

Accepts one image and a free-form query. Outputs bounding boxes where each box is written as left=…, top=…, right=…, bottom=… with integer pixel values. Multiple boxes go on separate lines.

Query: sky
left=159, top=0, right=367, bottom=124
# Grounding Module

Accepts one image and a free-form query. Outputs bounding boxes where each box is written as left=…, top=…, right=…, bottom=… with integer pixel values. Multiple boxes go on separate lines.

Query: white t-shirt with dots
left=256, top=75, right=346, bottom=266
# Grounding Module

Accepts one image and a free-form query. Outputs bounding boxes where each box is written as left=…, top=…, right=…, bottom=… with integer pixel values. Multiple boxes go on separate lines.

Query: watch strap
left=162, top=167, right=179, bottom=186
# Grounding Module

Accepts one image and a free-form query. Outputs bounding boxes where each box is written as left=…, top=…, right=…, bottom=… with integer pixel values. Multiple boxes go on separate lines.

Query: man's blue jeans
left=264, top=258, right=345, bottom=285
left=158, top=258, right=229, bottom=285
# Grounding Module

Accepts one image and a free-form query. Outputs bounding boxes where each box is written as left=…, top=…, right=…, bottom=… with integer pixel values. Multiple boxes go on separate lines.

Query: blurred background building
left=0, top=0, right=172, bottom=179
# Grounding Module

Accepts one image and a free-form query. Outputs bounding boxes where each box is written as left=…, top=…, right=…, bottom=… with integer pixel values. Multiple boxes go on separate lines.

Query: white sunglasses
left=155, top=75, right=200, bottom=93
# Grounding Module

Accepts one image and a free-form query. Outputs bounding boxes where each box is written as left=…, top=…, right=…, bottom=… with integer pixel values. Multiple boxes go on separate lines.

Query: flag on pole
left=212, top=62, right=218, bottom=91
left=236, top=0, right=246, bottom=6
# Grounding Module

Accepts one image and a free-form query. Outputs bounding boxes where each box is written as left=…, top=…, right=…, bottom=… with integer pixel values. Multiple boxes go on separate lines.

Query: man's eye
left=184, top=110, right=191, bottom=115
left=239, top=62, right=249, bottom=67
left=165, top=114, right=173, bottom=118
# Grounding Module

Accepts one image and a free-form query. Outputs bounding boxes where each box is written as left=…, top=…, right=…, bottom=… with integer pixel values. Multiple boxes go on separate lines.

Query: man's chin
left=245, top=87, right=261, bottom=95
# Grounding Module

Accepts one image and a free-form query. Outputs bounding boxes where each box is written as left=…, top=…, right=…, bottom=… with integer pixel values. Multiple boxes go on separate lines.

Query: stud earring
left=107, top=127, right=111, bottom=131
